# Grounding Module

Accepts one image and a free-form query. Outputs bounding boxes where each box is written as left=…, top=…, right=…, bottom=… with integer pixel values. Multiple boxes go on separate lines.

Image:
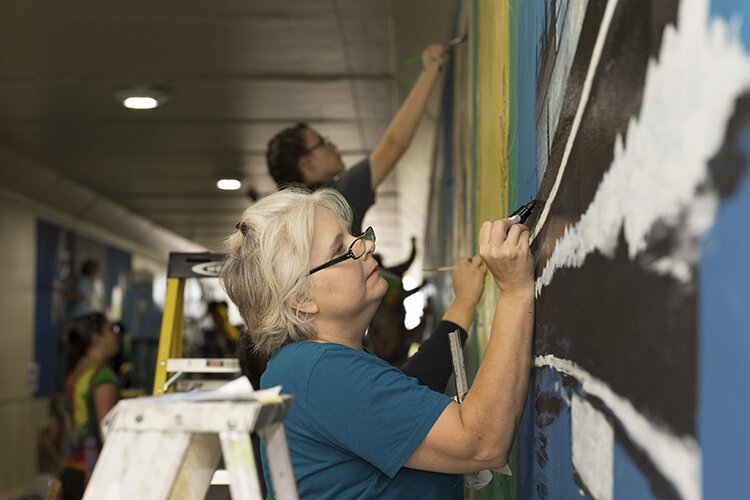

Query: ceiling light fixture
left=115, top=84, right=168, bottom=110
left=217, top=178, right=242, bottom=191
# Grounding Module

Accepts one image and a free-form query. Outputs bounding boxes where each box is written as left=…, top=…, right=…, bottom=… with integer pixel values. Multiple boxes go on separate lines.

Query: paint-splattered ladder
left=84, top=395, right=298, bottom=499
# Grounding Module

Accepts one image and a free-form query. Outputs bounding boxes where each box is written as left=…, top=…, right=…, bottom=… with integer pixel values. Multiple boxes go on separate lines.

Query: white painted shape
left=532, top=0, right=621, bottom=241
left=533, top=0, right=750, bottom=296
left=548, top=0, right=590, bottom=147
left=571, top=394, right=613, bottom=500
left=536, top=354, right=701, bottom=500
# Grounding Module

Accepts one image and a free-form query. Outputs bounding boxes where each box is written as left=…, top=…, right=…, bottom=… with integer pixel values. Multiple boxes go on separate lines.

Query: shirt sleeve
left=306, top=348, right=451, bottom=478
left=91, top=367, right=119, bottom=389
left=401, top=321, right=468, bottom=392
left=329, top=157, right=375, bottom=235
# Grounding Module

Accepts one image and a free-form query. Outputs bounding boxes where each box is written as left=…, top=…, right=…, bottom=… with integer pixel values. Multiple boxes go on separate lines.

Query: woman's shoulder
left=91, top=366, right=119, bottom=387
left=273, top=341, right=356, bottom=365
left=266, top=342, right=376, bottom=381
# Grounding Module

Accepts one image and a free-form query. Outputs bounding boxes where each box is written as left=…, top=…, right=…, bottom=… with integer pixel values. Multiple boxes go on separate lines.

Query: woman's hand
left=442, top=256, right=486, bottom=331
left=479, top=220, right=534, bottom=294
left=451, top=256, right=487, bottom=307
left=422, top=43, right=447, bottom=75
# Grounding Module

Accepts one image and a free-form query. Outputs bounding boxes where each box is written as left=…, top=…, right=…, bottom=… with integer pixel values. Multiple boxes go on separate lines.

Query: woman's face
left=306, top=207, right=387, bottom=323
left=95, top=320, right=121, bottom=358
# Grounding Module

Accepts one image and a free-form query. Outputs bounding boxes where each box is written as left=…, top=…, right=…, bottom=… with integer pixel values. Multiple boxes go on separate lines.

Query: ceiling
left=0, top=0, right=455, bottom=256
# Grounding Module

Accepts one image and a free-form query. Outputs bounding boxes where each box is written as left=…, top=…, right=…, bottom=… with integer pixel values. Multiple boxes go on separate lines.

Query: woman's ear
left=290, top=295, right=319, bottom=315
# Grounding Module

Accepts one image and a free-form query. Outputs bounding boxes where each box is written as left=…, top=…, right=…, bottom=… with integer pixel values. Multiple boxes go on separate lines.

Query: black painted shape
left=707, top=93, right=750, bottom=200
left=533, top=0, right=680, bottom=270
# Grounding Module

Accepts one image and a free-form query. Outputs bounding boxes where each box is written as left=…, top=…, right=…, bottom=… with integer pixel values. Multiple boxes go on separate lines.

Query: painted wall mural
left=526, top=0, right=750, bottom=498
left=429, top=0, right=750, bottom=498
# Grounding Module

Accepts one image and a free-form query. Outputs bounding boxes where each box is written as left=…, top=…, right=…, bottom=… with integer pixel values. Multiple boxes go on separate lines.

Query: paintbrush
left=405, top=35, right=467, bottom=66
left=422, top=266, right=454, bottom=273
left=423, top=200, right=540, bottom=273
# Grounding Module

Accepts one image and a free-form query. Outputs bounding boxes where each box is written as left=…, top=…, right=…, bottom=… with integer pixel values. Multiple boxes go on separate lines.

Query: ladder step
left=176, top=379, right=234, bottom=392
left=211, top=469, right=230, bottom=485
left=166, top=358, right=240, bottom=373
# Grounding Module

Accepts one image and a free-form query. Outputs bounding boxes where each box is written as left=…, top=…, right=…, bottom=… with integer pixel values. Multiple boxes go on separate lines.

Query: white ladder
left=83, top=395, right=298, bottom=500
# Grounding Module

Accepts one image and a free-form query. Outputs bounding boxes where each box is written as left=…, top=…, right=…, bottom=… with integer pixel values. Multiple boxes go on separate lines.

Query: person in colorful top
left=221, top=187, right=535, bottom=499
left=60, top=312, right=120, bottom=500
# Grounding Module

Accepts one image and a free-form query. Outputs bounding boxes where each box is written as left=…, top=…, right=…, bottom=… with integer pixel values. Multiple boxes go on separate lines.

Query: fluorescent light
left=217, top=179, right=242, bottom=190
left=123, top=96, right=159, bottom=109
left=115, top=84, right=168, bottom=110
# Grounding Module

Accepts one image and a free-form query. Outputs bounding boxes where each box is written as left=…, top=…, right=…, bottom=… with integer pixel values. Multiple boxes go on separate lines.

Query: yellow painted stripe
left=475, top=0, right=510, bottom=357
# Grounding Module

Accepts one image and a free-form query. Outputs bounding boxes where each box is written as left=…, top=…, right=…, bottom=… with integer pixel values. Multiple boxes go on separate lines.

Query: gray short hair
left=221, top=186, right=353, bottom=358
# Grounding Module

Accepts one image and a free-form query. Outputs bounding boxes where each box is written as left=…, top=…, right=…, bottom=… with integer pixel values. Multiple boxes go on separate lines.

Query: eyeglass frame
left=308, top=226, right=376, bottom=275
left=303, top=135, right=332, bottom=155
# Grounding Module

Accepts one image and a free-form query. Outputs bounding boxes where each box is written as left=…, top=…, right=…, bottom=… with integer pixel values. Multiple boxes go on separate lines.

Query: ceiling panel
left=0, top=80, right=376, bottom=122
left=0, top=0, right=446, bottom=255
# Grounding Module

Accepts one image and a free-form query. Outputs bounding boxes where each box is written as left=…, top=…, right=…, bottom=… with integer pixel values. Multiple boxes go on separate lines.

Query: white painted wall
left=0, top=192, right=45, bottom=495
left=389, top=0, right=456, bottom=277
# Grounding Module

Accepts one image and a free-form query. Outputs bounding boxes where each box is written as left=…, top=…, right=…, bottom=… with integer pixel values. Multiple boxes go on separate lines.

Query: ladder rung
left=166, top=358, right=240, bottom=373
left=211, top=469, right=230, bottom=485
left=176, top=379, right=235, bottom=392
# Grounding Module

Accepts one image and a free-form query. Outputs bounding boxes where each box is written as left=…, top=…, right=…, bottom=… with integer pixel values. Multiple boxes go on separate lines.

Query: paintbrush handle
left=423, top=266, right=453, bottom=272
left=404, top=55, right=423, bottom=66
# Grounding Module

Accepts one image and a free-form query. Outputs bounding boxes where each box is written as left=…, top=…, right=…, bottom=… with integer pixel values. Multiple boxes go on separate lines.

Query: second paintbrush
left=423, top=200, right=538, bottom=272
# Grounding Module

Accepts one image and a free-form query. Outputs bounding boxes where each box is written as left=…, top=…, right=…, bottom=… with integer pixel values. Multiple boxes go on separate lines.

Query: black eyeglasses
left=309, top=227, right=376, bottom=275
left=304, top=135, right=331, bottom=154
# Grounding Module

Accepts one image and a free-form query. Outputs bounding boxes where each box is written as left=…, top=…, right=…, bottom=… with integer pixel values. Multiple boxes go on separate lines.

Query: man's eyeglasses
left=304, top=135, right=332, bottom=154
left=309, top=227, right=376, bottom=275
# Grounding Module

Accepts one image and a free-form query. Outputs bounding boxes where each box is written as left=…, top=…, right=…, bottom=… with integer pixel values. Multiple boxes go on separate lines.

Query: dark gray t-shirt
left=328, top=157, right=375, bottom=235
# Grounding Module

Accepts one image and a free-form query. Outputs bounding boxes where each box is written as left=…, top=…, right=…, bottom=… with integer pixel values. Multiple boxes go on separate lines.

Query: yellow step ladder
left=152, top=252, right=238, bottom=395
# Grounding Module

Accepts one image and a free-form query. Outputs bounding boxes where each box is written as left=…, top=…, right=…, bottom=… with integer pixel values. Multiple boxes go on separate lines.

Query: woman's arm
left=405, top=220, right=535, bottom=473
left=401, top=257, right=486, bottom=391
left=92, top=382, right=118, bottom=426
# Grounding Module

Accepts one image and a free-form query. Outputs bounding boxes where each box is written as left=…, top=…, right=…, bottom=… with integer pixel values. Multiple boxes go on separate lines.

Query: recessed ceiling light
left=115, top=85, right=168, bottom=110
left=217, top=179, right=242, bottom=191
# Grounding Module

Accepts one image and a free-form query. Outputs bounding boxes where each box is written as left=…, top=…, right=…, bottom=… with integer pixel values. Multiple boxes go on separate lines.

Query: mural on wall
left=525, top=0, right=750, bottom=498
left=430, top=0, right=750, bottom=498
left=34, top=220, right=133, bottom=397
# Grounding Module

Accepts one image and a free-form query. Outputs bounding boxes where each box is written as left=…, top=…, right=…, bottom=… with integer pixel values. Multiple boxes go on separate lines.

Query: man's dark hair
left=266, top=122, right=309, bottom=187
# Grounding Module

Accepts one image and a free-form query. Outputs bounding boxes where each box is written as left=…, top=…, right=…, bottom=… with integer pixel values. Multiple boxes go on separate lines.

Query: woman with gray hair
left=221, top=187, right=534, bottom=499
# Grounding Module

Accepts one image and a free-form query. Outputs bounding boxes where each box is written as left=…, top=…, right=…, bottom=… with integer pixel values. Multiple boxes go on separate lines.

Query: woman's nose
left=364, top=237, right=376, bottom=256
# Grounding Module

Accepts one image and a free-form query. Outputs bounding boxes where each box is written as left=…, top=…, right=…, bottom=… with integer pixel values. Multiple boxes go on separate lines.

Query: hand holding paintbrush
left=424, top=200, right=538, bottom=273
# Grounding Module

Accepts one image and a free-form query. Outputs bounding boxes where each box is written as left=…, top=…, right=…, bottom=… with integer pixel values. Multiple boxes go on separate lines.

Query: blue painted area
left=442, top=53, right=455, bottom=260
left=699, top=7, right=750, bottom=496
left=34, top=221, right=72, bottom=396
left=516, top=0, right=545, bottom=497
left=529, top=368, right=584, bottom=499
left=517, top=0, right=542, bottom=205
left=517, top=375, right=536, bottom=498
left=698, top=123, right=750, bottom=497
left=709, top=0, right=750, bottom=51
left=613, top=439, right=654, bottom=500
left=105, top=245, right=131, bottom=310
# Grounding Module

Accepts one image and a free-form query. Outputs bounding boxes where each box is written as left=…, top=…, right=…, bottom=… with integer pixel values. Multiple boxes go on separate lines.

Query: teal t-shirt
left=261, top=341, right=462, bottom=499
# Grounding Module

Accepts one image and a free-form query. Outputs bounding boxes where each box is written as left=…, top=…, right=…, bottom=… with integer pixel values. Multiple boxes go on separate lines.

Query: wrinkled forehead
left=310, top=207, right=348, bottom=253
